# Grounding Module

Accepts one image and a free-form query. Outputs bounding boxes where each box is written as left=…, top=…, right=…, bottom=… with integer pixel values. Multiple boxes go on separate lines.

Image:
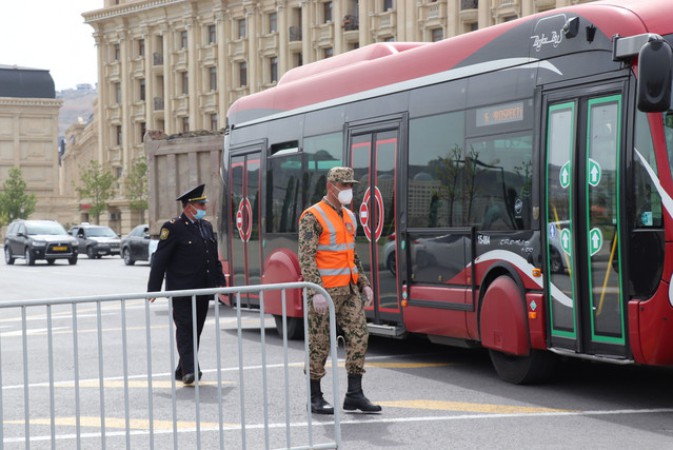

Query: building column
left=187, top=16, right=199, bottom=130
left=162, top=26, right=174, bottom=134
left=479, top=0, right=492, bottom=28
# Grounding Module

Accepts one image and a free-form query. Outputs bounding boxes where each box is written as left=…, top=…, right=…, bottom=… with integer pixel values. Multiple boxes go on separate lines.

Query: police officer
left=298, top=167, right=382, bottom=414
left=147, top=184, right=225, bottom=385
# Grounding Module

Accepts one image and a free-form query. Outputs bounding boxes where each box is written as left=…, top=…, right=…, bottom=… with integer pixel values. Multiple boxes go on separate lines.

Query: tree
left=75, top=160, right=115, bottom=224
left=0, top=167, right=37, bottom=226
left=125, top=157, right=148, bottom=220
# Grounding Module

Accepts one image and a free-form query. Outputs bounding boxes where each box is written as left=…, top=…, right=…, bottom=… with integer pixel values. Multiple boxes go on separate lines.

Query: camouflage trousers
left=307, top=291, right=369, bottom=380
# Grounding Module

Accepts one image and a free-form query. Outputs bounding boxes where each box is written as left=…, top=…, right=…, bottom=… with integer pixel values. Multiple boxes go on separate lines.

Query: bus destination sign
left=476, top=101, right=525, bottom=127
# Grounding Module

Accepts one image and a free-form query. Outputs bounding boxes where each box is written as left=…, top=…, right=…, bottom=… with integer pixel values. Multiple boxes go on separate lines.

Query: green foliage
left=0, top=167, right=37, bottom=226
left=125, top=157, right=148, bottom=212
left=74, top=160, right=115, bottom=224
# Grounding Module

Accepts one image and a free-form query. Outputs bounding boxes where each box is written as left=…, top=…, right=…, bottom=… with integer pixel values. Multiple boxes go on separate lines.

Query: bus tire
left=488, top=348, right=557, bottom=385
left=273, top=315, right=304, bottom=340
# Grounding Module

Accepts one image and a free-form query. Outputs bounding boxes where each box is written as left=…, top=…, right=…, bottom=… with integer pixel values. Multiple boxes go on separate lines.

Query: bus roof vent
left=277, top=42, right=428, bottom=86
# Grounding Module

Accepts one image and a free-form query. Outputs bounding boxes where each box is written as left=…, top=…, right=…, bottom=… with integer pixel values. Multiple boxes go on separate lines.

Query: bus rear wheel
left=273, top=315, right=304, bottom=340
left=488, top=348, right=557, bottom=385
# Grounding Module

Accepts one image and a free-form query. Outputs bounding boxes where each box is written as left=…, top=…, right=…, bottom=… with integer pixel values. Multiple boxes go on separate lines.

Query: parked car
left=4, top=219, right=79, bottom=265
left=120, top=224, right=157, bottom=265
left=68, top=223, right=121, bottom=259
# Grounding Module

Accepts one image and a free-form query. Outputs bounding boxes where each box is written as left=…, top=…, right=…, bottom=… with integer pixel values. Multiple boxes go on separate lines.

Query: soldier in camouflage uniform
left=298, top=166, right=382, bottom=414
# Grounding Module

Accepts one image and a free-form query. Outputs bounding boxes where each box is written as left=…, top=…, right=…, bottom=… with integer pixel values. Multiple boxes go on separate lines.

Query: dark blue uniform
left=148, top=213, right=225, bottom=380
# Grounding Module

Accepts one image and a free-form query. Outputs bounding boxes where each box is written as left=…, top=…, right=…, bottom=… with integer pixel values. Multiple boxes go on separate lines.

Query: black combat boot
left=310, top=379, right=334, bottom=414
left=343, top=374, right=382, bottom=413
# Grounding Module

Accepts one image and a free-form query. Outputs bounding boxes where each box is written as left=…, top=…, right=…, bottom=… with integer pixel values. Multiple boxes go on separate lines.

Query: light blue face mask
left=194, top=208, right=206, bottom=220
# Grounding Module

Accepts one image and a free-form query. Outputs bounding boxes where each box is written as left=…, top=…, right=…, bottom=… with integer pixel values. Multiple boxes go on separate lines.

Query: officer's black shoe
left=310, top=379, right=334, bottom=415
left=343, top=374, right=382, bottom=413
left=182, top=373, right=196, bottom=385
left=176, top=369, right=203, bottom=381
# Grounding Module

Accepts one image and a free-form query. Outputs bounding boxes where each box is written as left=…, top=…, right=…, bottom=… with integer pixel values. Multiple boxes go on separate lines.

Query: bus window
left=303, top=132, right=343, bottom=205
left=408, top=111, right=465, bottom=228
left=634, top=110, right=662, bottom=228
left=266, top=153, right=304, bottom=233
left=467, top=134, right=532, bottom=230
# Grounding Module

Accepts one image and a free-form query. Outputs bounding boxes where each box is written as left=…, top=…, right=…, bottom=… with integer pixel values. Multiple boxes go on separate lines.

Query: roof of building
left=0, top=65, right=56, bottom=99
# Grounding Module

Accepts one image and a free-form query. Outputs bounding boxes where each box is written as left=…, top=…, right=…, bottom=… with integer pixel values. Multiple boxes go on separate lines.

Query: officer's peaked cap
left=176, top=184, right=207, bottom=203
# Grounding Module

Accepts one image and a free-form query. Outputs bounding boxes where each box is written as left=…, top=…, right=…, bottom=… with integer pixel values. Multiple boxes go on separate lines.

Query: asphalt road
left=2, top=253, right=673, bottom=449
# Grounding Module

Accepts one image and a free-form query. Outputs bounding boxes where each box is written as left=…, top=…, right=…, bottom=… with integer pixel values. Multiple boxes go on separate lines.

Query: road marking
left=3, top=416, right=239, bottom=430
left=52, top=379, right=232, bottom=389
left=378, top=400, right=568, bottom=414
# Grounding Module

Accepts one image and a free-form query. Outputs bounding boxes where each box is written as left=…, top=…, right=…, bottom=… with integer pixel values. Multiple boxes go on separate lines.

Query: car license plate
left=52, top=246, right=67, bottom=251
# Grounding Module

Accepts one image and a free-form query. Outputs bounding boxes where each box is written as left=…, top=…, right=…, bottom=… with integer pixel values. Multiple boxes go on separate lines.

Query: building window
left=269, top=12, right=277, bottom=33
left=324, top=47, right=333, bottom=58
left=138, top=39, right=145, bottom=57
left=431, top=28, right=443, bottom=42
left=269, top=57, right=278, bottom=83
left=294, top=52, right=303, bottom=67
left=383, top=0, right=394, bottom=11
left=139, top=121, right=146, bottom=143
left=239, top=61, right=247, bottom=87
left=324, top=2, right=333, bottom=23
left=113, top=43, right=120, bottom=62
left=237, top=19, right=246, bottom=39
left=182, top=117, right=189, bottom=133
left=209, top=67, right=217, bottom=91
left=180, top=30, right=188, bottom=49
left=210, top=113, right=218, bottom=131
left=116, top=125, right=122, bottom=146
left=181, top=72, right=188, bottom=95
left=138, top=78, right=146, bottom=101
left=208, top=24, right=216, bottom=44
left=114, top=82, right=121, bottom=104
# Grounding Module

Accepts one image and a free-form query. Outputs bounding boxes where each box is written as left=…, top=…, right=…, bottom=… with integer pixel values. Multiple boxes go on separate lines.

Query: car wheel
left=4, top=246, right=15, bottom=265
left=46, top=258, right=55, bottom=265
left=24, top=248, right=35, bottom=266
left=87, top=246, right=96, bottom=259
left=68, top=255, right=78, bottom=265
left=123, top=248, right=135, bottom=266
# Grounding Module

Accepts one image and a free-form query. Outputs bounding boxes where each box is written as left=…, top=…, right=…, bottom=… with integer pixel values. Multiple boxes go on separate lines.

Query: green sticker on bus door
left=588, top=159, right=601, bottom=187
left=589, top=227, right=603, bottom=256
left=559, top=161, right=571, bottom=189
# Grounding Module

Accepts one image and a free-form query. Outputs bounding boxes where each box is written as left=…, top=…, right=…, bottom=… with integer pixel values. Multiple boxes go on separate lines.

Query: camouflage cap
left=327, top=167, right=359, bottom=184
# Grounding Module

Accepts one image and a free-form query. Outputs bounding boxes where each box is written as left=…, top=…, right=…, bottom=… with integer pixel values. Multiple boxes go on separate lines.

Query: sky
left=1, top=1, right=101, bottom=91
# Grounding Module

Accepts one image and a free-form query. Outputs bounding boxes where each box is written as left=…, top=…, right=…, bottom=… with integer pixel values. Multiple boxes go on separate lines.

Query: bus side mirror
left=637, top=39, right=673, bottom=112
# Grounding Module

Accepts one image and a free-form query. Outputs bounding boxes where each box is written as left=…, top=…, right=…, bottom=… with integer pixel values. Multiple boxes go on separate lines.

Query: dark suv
left=4, top=219, right=79, bottom=265
left=68, top=224, right=121, bottom=259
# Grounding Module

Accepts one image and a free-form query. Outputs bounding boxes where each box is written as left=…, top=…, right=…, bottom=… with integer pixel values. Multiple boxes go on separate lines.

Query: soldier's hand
left=363, top=286, right=374, bottom=307
left=312, top=294, right=328, bottom=315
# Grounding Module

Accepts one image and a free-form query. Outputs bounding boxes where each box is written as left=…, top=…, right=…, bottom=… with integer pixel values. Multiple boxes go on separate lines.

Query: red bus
left=219, top=0, right=673, bottom=383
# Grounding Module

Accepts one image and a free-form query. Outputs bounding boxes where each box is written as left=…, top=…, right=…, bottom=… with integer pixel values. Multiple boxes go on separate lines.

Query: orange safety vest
left=301, top=200, right=359, bottom=288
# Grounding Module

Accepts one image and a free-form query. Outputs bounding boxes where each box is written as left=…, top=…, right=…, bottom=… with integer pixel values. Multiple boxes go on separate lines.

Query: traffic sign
left=560, top=161, right=571, bottom=189
left=589, top=227, right=603, bottom=256
left=588, top=158, right=601, bottom=187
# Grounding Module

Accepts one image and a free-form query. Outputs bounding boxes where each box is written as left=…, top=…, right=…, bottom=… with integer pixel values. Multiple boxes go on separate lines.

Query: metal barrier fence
left=0, top=282, right=341, bottom=449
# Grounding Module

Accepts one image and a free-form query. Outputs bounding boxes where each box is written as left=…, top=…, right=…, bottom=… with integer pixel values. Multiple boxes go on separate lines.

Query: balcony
left=317, top=23, right=334, bottom=42
left=229, top=40, right=248, bottom=58
left=199, top=45, right=217, bottom=63
left=153, top=97, right=164, bottom=111
left=370, top=10, right=396, bottom=37
left=132, top=58, right=144, bottom=76
left=259, top=34, right=279, bottom=52
left=199, top=92, right=218, bottom=110
left=420, top=2, right=446, bottom=22
left=108, top=104, right=122, bottom=122
left=132, top=102, right=145, bottom=119
left=172, top=96, right=189, bottom=115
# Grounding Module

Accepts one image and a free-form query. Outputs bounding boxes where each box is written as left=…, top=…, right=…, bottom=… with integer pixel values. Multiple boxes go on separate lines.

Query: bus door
left=349, top=120, right=403, bottom=329
left=230, top=149, right=262, bottom=307
left=544, top=85, right=627, bottom=357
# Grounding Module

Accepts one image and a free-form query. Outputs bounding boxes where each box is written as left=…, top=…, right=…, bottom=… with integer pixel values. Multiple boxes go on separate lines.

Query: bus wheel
left=273, top=315, right=304, bottom=340
left=488, top=348, right=557, bottom=385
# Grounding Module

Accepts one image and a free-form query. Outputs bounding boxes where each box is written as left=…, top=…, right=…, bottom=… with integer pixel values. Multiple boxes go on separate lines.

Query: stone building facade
left=73, top=0, right=591, bottom=233
left=0, top=65, right=69, bottom=224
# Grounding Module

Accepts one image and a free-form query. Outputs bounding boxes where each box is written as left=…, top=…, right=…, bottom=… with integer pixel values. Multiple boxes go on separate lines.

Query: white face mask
left=337, top=188, right=353, bottom=205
